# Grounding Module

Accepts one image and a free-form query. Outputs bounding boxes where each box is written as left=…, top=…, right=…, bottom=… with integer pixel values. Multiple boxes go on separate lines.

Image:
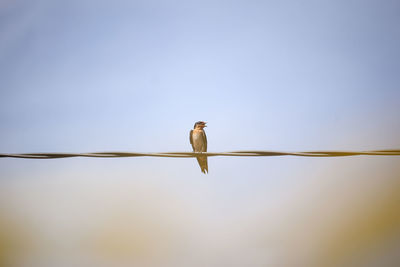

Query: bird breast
left=192, top=131, right=206, bottom=152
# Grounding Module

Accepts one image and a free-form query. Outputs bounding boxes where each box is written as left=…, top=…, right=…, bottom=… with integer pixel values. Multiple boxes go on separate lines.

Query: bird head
left=194, top=121, right=207, bottom=129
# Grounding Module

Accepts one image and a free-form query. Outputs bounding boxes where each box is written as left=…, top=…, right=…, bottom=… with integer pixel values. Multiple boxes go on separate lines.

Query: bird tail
left=196, top=156, right=208, bottom=174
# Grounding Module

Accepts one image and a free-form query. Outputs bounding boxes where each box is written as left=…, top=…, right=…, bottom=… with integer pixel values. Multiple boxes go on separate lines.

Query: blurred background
left=1, top=0, right=400, bottom=266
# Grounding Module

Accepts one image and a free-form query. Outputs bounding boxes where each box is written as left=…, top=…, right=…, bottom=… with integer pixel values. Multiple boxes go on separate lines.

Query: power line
left=0, top=150, right=399, bottom=159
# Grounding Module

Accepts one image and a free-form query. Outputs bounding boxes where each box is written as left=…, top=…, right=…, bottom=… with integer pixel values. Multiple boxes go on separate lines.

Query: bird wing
left=189, top=130, right=195, bottom=151
left=202, top=131, right=207, bottom=152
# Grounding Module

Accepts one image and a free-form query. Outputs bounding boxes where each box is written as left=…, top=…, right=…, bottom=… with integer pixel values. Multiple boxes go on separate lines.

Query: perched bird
left=189, top=121, right=208, bottom=174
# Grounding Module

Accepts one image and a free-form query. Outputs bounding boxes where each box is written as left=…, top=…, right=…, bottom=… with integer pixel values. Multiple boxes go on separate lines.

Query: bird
left=189, top=121, right=208, bottom=174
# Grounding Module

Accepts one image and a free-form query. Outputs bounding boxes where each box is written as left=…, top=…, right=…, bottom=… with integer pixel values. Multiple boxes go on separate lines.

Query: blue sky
left=1, top=0, right=399, bottom=154
left=1, top=0, right=400, bottom=266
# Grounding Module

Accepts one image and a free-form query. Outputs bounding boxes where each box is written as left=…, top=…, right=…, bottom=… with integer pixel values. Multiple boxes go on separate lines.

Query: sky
left=1, top=0, right=400, bottom=266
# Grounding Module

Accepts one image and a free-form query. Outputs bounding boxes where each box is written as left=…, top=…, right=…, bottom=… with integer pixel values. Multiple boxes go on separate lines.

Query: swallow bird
left=189, top=121, right=208, bottom=174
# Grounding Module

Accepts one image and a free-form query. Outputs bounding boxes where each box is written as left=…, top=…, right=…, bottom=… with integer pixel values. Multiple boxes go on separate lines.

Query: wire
left=0, top=150, right=399, bottom=159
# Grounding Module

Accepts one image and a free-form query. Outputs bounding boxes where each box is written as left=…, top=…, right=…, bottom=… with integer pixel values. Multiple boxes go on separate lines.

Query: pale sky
left=1, top=1, right=400, bottom=266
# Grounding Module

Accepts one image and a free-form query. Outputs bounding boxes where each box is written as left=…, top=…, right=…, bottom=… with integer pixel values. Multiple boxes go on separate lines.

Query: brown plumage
left=189, top=121, right=208, bottom=174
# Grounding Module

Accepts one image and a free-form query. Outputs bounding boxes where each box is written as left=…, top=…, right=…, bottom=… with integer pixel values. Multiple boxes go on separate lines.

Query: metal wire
left=0, top=150, right=399, bottom=159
